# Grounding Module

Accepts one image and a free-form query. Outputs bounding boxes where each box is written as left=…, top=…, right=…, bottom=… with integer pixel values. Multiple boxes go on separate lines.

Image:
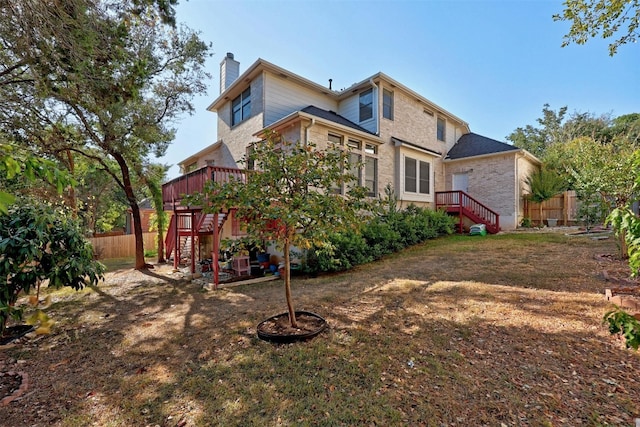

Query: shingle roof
left=301, top=105, right=375, bottom=135
left=445, top=132, right=520, bottom=160
left=391, top=137, right=442, bottom=156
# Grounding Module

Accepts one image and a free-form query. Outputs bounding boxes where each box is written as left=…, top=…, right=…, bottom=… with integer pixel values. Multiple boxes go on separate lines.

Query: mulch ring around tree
left=0, top=371, right=29, bottom=406
left=257, top=311, right=328, bottom=343
left=0, top=325, right=35, bottom=346
left=597, top=253, right=640, bottom=317
left=0, top=326, right=34, bottom=406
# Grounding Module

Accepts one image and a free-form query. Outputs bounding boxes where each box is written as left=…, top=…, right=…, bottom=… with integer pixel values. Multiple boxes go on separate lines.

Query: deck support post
left=213, top=212, right=220, bottom=289
left=190, top=211, right=196, bottom=274
left=173, top=210, right=179, bottom=270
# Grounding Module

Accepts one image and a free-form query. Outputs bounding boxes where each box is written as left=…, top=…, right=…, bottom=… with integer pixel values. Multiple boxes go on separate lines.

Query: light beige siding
left=264, top=73, right=337, bottom=126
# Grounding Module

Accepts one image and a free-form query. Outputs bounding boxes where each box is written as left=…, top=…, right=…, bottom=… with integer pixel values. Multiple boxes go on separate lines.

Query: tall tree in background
left=507, top=104, right=619, bottom=160
left=0, top=0, right=211, bottom=269
left=506, top=104, right=569, bottom=158
left=554, top=0, right=640, bottom=55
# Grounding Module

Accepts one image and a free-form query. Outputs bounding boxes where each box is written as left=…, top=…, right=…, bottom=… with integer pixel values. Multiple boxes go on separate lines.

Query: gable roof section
left=301, top=106, right=375, bottom=135
left=445, top=133, right=520, bottom=160
left=207, top=57, right=471, bottom=133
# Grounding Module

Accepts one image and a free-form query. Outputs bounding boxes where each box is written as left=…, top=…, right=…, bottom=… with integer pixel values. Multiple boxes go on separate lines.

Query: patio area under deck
left=162, top=166, right=248, bottom=289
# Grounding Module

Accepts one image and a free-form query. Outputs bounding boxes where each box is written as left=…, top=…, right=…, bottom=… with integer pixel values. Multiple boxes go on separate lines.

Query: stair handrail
left=436, top=190, right=500, bottom=232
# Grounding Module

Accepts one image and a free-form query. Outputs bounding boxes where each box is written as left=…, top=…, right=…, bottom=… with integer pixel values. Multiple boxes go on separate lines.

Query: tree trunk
left=149, top=183, right=166, bottom=263
left=157, top=226, right=165, bottom=263
left=113, top=152, right=147, bottom=270
left=65, top=149, right=78, bottom=217
left=284, top=237, right=297, bottom=328
left=539, top=203, right=544, bottom=227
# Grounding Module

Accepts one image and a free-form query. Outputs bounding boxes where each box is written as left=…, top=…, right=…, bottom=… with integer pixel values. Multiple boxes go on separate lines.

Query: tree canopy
left=190, top=132, right=369, bottom=328
left=554, top=0, right=640, bottom=55
left=0, top=0, right=211, bottom=268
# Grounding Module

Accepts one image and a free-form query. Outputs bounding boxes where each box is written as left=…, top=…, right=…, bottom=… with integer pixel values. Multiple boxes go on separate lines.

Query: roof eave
left=352, top=72, right=471, bottom=132
left=208, top=59, right=340, bottom=112
left=253, top=111, right=384, bottom=143
left=443, top=149, right=524, bottom=163
left=177, top=140, right=222, bottom=167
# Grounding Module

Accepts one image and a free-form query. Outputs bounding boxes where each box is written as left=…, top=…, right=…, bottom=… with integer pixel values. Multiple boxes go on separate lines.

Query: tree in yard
left=549, top=136, right=636, bottom=209
left=0, top=0, right=211, bottom=269
left=190, top=132, right=369, bottom=328
left=524, top=167, right=567, bottom=225
left=554, top=0, right=640, bottom=55
left=550, top=136, right=637, bottom=256
left=0, top=201, right=104, bottom=336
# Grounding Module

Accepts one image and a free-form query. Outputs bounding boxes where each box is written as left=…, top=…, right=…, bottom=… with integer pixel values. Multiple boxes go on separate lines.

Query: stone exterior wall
left=444, top=152, right=540, bottom=230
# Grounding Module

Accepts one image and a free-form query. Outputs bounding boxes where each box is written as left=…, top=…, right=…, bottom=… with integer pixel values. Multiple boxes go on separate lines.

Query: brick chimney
left=220, top=52, right=240, bottom=94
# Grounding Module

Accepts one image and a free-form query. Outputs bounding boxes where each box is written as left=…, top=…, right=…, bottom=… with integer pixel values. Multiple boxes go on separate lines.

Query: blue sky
left=161, top=0, right=640, bottom=179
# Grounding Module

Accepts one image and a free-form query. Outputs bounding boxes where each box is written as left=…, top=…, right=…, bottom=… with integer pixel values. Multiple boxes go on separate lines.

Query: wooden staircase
left=165, top=211, right=230, bottom=260
left=435, top=191, right=500, bottom=234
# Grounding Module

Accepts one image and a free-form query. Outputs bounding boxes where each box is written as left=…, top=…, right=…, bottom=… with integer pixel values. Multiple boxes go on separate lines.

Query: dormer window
left=359, top=88, right=373, bottom=122
left=232, top=87, right=251, bottom=126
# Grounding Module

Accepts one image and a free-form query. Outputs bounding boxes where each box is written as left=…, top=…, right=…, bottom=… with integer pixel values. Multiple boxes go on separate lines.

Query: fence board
left=89, top=233, right=156, bottom=259
left=524, top=190, right=578, bottom=226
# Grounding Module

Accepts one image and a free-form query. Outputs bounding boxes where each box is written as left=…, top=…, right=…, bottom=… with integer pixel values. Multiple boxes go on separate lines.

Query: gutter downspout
left=304, top=118, right=316, bottom=144
left=515, top=150, right=524, bottom=228
left=369, top=78, right=379, bottom=135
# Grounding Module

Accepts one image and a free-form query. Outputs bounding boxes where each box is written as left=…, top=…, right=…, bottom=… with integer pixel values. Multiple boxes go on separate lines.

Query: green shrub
left=604, top=307, right=640, bottom=350
left=304, top=206, right=454, bottom=274
left=0, top=202, right=104, bottom=335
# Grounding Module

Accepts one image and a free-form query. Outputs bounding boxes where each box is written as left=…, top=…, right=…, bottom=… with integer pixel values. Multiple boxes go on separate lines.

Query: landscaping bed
left=1, top=232, right=639, bottom=426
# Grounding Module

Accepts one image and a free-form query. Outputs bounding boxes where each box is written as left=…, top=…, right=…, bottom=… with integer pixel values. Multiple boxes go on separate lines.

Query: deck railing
left=162, top=166, right=246, bottom=210
left=435, top=191, right=500, bottom=233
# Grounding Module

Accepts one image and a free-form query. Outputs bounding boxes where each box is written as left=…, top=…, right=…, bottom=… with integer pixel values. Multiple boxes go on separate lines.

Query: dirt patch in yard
left=1, top=232, right=639, bottom=426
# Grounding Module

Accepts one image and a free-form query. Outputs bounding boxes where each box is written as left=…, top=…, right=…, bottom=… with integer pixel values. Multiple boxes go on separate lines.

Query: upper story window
left=359, top=88, right=373, bottom=122
left=232, top=87, right=251, bottom=126
left=383, top=89, right=394, bottom=120
left=437, top=117, right=446, bottom=142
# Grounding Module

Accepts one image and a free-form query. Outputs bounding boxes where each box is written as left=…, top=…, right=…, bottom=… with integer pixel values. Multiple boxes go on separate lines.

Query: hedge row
left=304, top=205, right=455, bottom=274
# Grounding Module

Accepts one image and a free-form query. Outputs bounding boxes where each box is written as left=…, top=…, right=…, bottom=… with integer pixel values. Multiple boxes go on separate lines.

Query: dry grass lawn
left=1, top=230, right=639, bottom=426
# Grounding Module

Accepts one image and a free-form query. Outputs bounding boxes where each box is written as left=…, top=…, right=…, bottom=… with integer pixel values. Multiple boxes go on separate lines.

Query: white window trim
left=331, top=131, right=381, bottom=197
left=399, top=150, right=435, bottom=203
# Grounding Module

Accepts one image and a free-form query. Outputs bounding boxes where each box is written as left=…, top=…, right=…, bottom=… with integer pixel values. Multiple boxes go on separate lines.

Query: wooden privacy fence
left=524, top=190, right=578, bottom=226
left=88, top=232, right=156, bottom=259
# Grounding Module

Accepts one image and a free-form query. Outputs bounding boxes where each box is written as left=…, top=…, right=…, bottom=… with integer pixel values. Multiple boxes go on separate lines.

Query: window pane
left=359, top=88, right=373, bottom=122
left=419, top=161, right=430, bottom=194
left=232, top=96, right=241, bottom=125
left=347, top=139, right=361, bottom=150
left=328, top=134, right=342, bottom=145
left=364, top=143, right=377, bottom=154
left=241, top=88, right=251, bottom=120
left=405, top=157, right=416, bottom=193
left=365, top=157, right=377, bottom=197
left=437, top=117, right=445, bottom=141
left=383, top=89, right=393, bottom=120
left=349, top=153, right=361, bottom=187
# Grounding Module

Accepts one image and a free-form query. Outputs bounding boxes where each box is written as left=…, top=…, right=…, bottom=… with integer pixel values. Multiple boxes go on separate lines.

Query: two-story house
left=162, top=53, right=540, bottom=283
